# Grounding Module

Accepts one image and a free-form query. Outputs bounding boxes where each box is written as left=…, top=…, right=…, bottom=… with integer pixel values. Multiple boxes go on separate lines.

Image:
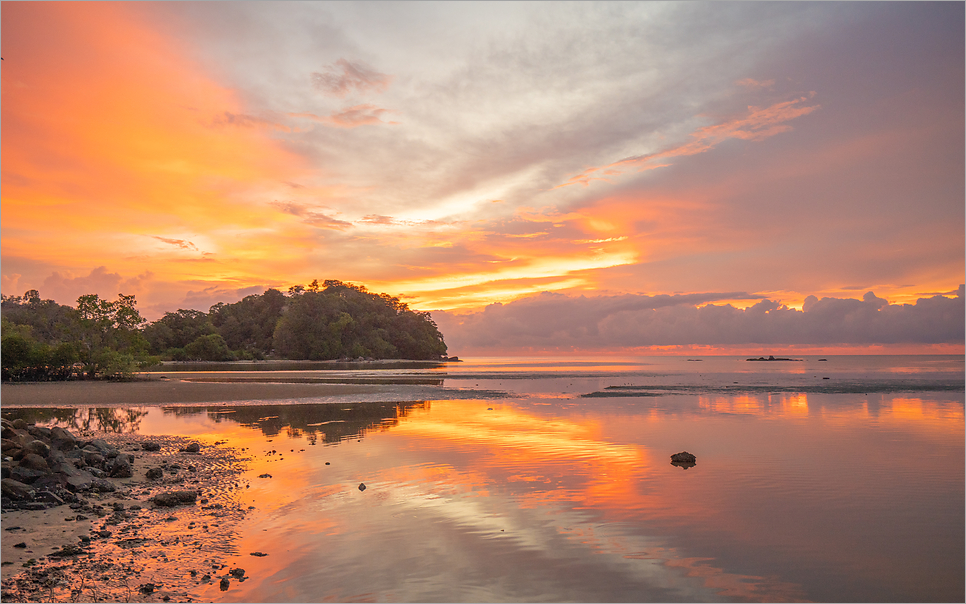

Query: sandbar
left=1, top=378, right=389, bottom=407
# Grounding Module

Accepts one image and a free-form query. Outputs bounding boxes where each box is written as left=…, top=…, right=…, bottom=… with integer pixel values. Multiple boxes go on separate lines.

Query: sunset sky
left=2, top=2, right=963, bottom=354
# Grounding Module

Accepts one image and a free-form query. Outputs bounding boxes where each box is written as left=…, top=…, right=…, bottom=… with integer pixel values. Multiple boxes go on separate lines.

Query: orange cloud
left=289, top=104, right=396, bottom=128
left=1, top=2, right=312, bottom=295
left=559, top=95, right=820, bottom=188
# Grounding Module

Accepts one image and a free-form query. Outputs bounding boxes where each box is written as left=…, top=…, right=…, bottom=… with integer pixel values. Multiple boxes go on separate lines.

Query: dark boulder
left=27, top=426, right=52, bottom=440
left=150, top=490, right=199, bottom=507
left=670, top=451, right=697, bottom=469
left=82, top=451, right=105, bottom=468
left=66, top=472, right=96, bottom=492
left=184, top=442, right=201, bottom=453
left=49, top=460, right=82, bottom=478
left=670, top=452, right=696, bottom=463
left=109, top=457, right=133, bottom=478
left=34, top=490, right=66, bottom=507
left=19, top=453, right=50, bottom=473
left=141, top=442, right=162, bottom=452
left=10, top=466, right=47, bottom=484
left=145, top=467, right=164, bottom=481
left=1, top=478, right=35, bottom=500
left=24, top=440, right=51, bottom=458
left=90, top=478, right=116, bottom=493
left=49, top=426, right=78, bottom=450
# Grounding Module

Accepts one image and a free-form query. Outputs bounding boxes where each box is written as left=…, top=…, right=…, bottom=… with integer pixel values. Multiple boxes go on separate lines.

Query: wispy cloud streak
left=559, top=95, right=820, bottom=187
left=311, top=58, right=392, bottom=98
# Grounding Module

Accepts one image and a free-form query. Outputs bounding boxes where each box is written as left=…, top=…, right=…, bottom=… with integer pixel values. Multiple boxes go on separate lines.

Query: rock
left=358, top=483, right=366, bottom=492
left=90, top=478, right=116, bottom=493
left=65, top=472, right=96, bottom=492
left=49, top=427, right=77, bottom=450
left=150, top=490, right=199, bottom=507
left=257, top=473, right=272, bottom=479
left=146, top=467, right=164, bottom=481
left=184, top=442, right=201, bottom=453
left=11, top=419, right=28, bottom=430
left=9, top=466, right=46, bottom=484
left=1, top=439, right=24, bottom=455
left=34, top=490, right=66, bottom=507
left=13, top=542, right=27, bottom=548
left=82, top=451, right=105, bottom=468
left=250, top=552, right=268, bottom=557
left=86, top=439, right=113, bottom=455
left=24, top=440, right=51, bottom=458
left=670, top=451, right=697, bottom=469
left=141, top=442, right=161, bottom=452
left=139, top=584, right=155, bottom=594
left=109, top=457, right=133, bottom=478
left=219, top=577, right=230, bottom=591
left=27, top=426, right=52, bottom=440
left=49, top=460, right=83, bottom=477
left=230, top=568, right=245, bottom=578
left=18, top=453, right=50, bottom=473
left=49, top=544, right=85, bottom=557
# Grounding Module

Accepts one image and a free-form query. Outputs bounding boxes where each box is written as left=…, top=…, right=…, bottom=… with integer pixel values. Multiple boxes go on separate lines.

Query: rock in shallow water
left=670, top=451, right=696, bottom=463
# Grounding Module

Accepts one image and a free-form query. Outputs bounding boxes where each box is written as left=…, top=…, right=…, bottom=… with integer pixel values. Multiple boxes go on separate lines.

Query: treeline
left=2, top=291, right=153, bottom=381
left=1, top=280, right=448, bottom=381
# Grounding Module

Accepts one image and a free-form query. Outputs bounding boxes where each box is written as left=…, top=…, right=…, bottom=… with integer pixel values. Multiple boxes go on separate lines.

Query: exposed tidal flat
left=1, top=356, right=963, bottom=602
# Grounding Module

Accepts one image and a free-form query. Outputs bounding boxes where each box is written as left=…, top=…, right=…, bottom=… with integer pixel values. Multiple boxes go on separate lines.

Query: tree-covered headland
left=1, top=280, right=448, bottom=381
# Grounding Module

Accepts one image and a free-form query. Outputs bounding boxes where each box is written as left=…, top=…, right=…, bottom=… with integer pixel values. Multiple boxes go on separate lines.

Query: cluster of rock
left=1, top=418, right=132, bottom=510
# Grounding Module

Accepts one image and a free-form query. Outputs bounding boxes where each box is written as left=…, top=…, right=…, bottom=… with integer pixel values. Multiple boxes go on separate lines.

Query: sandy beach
left=0, top=378, right=390, bottom=407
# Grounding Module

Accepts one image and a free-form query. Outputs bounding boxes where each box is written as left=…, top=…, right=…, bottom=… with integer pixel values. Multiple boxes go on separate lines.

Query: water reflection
left=3, top=390, right=962, bottom=602
left=161, top=401, right=427, bottom=442
left=1, top=406, right=149, bottom=433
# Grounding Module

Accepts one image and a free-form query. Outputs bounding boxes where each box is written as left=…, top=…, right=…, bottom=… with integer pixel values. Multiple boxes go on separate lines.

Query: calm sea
left=5, top=355, right=964, bottom=602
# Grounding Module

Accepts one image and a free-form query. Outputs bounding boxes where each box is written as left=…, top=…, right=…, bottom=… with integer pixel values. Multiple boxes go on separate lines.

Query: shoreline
left=0, top=379, right=393, bottom=407
left=2, top=428, right=252, bottom=602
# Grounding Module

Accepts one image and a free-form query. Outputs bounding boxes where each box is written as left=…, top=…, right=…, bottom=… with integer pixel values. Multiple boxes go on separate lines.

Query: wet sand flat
left=0, top=379, right=389, bottom=407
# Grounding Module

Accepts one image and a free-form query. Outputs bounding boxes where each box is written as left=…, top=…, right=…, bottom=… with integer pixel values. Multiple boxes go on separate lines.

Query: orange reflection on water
left=395, top=401, right=645, bottom=466
left=663, top=556, right=809, bottom=603
left=699, top=395, right=764, bottom=415
left=699, top=392, right=812, bottom=416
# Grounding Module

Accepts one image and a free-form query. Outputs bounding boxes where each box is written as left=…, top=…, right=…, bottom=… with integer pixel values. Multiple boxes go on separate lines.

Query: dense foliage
left=1, top=280, right=447, bottom=381
left=1, top=290, right=156, bottom=381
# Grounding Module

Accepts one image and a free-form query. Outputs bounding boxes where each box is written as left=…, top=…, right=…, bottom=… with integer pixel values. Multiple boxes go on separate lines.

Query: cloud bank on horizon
left=1, top=2, right=963, bottom=352
left=433, top=286, right=965, bottom=355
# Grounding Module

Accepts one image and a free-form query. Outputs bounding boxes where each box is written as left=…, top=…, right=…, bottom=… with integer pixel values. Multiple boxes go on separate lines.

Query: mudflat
left=0, top=379, right=388, bottom=407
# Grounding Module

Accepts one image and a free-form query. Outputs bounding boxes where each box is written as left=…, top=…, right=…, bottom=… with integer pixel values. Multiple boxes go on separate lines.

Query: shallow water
left=4, top=355, right=964, bottom=602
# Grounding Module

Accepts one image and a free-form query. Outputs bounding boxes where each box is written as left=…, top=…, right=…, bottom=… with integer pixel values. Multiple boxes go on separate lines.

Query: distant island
left=1, top=280, right=448, bottom=381
left=746, top=355, right=803, bottom=362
